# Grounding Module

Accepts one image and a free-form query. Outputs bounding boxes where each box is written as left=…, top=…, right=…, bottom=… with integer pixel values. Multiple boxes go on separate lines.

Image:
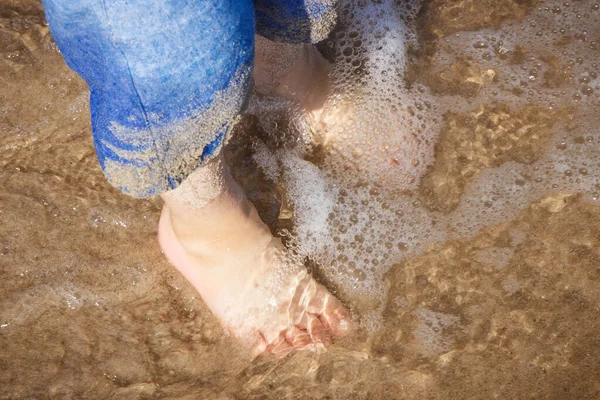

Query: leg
left=43, top=0, right=350, bottom=355
left=42, top=0, right=254, bottom=197
left=251, top=0, right=339, bottom=142
left=254, top=35, right=331, bottom=112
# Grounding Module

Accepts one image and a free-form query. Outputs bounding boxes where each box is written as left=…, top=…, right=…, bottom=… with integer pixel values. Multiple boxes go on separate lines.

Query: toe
left=321, top=300, right=352, bottom=337
left=309, top=313, right=332, bottom=346
left=299, top=312, right=331, bottom=347
left=269, top=332, right=295, bottom=358
left=252, top=333, right=269, bottom=356
left=285, top=326, right=312, bottom=349
left=304, top=283, right=351, bottom=338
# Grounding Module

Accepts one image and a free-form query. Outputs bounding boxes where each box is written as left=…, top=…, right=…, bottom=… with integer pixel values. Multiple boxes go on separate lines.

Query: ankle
left=160, top=157, right=273, bottom=259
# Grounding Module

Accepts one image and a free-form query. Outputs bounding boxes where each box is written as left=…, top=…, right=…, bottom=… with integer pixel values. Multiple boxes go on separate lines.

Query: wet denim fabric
left=42, top=0, right=337, bottom=197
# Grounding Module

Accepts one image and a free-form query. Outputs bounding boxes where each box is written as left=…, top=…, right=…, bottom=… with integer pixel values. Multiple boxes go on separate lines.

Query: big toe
left=304, top=284, right=352, bottom=338
left=320, top=296, right=352, bottom=337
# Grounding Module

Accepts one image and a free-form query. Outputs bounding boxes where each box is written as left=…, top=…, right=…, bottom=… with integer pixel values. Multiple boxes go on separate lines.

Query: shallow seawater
left=2, top=0, right=600, bottom=399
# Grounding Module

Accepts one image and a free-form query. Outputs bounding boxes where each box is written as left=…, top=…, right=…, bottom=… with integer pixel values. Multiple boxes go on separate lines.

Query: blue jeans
left=43, top=0, right=337, bottom=197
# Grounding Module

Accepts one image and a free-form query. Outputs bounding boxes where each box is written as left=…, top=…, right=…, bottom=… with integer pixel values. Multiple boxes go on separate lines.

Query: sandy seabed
left=2, top=0, right=600, bottom=399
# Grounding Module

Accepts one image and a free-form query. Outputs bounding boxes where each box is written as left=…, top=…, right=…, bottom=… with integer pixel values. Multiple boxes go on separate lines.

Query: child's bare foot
left=158, top=155, right=350, bottom=356
left=254, top=35, right=428, bottom=189
left=253, top=35, right=351, bottom=149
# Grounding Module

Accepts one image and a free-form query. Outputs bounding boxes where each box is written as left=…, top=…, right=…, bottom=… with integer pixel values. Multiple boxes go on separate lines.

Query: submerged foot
left=253, top=35, right=353, bottom=149
left=158, top=156, right=350, bottom=356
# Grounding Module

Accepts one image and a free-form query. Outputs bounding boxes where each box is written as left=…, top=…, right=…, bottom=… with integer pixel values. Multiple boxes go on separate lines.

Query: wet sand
left=2, top=0, right=600, bottom=399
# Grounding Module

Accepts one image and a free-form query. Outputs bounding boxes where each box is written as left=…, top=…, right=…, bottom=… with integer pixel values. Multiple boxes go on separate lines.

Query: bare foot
left=253, top=35, right=352, bottom=149
left=158, top=155, right=350, bottom=357
left=254, top=35, right=428, bottom=189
